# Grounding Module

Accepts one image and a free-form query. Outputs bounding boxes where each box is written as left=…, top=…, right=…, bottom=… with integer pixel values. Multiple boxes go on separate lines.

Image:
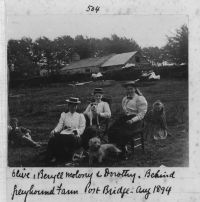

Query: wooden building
left=60, top=55, right=113, bottom=75
left=100, top=51, right=149, bottom=72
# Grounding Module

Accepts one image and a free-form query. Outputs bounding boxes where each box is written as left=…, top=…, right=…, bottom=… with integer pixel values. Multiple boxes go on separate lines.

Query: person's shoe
left=65, top=162, right=78, bottom=167
left=50, top=157, right=57, bottom=163
left=72, top=151, right=87, bottom=162
left=34, top=144, right=41, bottom=148
left=119, top=146, right=128, bottom=160
left=72, top=153, right=81, bottom=162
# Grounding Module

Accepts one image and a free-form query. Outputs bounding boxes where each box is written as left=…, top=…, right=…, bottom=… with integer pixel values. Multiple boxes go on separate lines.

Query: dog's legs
left=98, top=155, right=103, bottom=163
left=96, top=114, right=100, bottom=128
left=89, top=155, right=93, bottom=166
left=90, top=112, right=93, bottom=126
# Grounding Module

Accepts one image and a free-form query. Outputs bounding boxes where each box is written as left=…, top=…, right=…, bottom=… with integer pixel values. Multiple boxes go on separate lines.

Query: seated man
left=8, top=118, right=41, bottom=148
left=46, top=97, right=86, bottom=163
left=82, top=88, right=111, bottom=150
left=108, top=81, right=148, bottom=158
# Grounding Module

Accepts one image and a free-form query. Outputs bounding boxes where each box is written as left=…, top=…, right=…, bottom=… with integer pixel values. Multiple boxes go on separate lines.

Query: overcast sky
left=6, top=0, right=188, bottom=48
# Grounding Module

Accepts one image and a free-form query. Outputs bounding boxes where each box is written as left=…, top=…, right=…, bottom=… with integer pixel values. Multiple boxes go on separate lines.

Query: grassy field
left=8, top=78, right=188, bottom=167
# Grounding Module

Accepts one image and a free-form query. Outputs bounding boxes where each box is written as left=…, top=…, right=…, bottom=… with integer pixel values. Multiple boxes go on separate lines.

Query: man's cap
left=93, top=88, right=104, bottom=94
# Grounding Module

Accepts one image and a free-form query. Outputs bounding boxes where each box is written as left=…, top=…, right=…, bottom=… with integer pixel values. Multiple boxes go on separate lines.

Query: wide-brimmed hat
left=65, top=97, right=81, bottom=104
left=122, top=79, right=140, bottom=88
left=93, top=88, right=104, bottom=94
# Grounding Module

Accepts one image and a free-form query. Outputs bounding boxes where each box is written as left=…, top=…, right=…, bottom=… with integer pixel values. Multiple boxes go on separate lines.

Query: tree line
left=8, top=24, right=188, bottom=79
left=143, top=25, right=188, bottom=66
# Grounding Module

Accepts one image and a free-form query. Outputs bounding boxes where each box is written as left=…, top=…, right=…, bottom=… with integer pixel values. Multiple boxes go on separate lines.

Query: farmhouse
left=100, top=51, right=149, bottom=72
left=60, top=55, right=113, bottom=75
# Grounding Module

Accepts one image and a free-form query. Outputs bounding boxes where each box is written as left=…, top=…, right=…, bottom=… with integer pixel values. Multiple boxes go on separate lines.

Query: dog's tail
left=114, top=146, right=121, bottom=153
left=105, top=144, right=121, bottom=154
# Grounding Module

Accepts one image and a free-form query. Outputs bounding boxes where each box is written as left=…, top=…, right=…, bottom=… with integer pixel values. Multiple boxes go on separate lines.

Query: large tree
left=74, top=35, right=92, bottom=59
left=33, top=37, right=61, bottom=74
left=164, top=24, right=188, bottom=64
left=8, top=37, right=38, bottom=77
left=142, top=46, right=164, bottom=65
left=53, top=35, right=75, bottom=64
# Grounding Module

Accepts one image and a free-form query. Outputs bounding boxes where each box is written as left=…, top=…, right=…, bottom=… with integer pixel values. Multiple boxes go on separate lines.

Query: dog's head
left=90, top=103, right=97, bottom=112
left=153, top=100, right=165, bottom=114
left=89, top=137, right=101, bottom=151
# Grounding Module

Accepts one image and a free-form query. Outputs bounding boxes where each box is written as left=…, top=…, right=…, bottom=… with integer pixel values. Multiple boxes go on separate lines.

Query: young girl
left=82, top=88, right=111, bottom=150
left=8, top=118, right=41, bottom=148
left=145, top=100, right=168, bottom=140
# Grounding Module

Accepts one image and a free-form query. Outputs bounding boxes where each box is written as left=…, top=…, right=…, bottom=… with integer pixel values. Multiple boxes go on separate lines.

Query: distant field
left=8, top=78, right=188, bottom=167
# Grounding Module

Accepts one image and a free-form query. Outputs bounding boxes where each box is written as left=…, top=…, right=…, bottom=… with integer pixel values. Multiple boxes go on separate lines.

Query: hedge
left=9, top=65, right=188, bottom=89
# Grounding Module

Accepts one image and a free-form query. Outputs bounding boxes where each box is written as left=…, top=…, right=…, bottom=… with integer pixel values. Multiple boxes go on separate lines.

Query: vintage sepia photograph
left=7, top=2, right=188, bottom=167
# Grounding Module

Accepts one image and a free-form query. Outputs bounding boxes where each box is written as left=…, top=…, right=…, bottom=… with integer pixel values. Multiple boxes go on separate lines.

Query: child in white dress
left=145, top=100, right=168, bottom=140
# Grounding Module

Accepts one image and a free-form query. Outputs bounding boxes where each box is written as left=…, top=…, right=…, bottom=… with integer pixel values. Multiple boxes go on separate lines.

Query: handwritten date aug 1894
left=11, top=182, right=172, bottom=202
left=11, top=168, right=175, bottom=201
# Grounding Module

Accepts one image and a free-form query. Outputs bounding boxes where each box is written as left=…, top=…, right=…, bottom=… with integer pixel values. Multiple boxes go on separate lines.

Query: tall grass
left=9, top=79, right=188, bottom=131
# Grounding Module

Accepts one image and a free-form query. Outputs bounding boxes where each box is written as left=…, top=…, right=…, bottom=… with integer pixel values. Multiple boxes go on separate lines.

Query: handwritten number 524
left=86, top=5, right=100, bottom=13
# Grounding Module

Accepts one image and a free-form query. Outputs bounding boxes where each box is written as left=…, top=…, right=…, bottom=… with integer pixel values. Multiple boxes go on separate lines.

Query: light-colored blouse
left=122, top=94, right=148, bottom=123
left=54, top=112, right=86, bottom=136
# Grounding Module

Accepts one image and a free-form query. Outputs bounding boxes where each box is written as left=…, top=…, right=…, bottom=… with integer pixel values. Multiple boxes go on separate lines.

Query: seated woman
left=108, top=81, right=148, bottom=158
left=81, top=88, right=111, bottom=150
left=46, top=97, right=86, bottom=163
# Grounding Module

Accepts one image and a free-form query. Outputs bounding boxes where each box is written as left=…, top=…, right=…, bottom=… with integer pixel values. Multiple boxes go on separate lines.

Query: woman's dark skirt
left=81, top=115, right=110, bottom=150
left=81, top=126, right=99, bottom=150
left=47, top=133, right=81, bottom=162
left=108, top=115, right=143, bottom=147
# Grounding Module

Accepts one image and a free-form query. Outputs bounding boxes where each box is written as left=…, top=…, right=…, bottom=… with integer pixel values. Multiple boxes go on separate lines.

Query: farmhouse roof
left=61, top=55, right=114, bottom=71
left=101, top=51, right=138, bottom=67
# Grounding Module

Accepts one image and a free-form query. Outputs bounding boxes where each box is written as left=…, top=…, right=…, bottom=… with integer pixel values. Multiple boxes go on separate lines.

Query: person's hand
left=27, top=129, right=31, bottom=134
left=73, top=129, right=78, bottom=136
left=24, top=132, right=30, bottom=138
left=50, top=130, right=55, bottom=138
left=64, top=126, right=72, bottom=130
left=126, top=120, right=133, bottom=125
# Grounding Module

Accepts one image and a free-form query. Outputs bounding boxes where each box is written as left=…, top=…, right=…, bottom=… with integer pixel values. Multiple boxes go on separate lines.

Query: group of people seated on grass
left=8, top=80, right=168, bottom=165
